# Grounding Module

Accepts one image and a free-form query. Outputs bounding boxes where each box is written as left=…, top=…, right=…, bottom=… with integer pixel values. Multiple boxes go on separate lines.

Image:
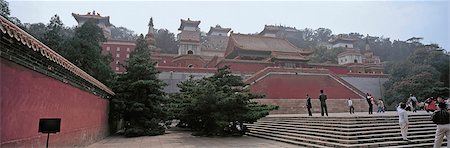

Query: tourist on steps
left=408, top=94, right=418, bottom=112
left=319, top=90, right=328, bottom=116
left=432, top=102, right=449, bottom=148
left=366, top=93, right=373, bottom=114
left=397, top=102, right=409, bottom=141
left=377, top=99, right=385, bottom=113
left=348, top=98, right=355, bottom=114
left=306, top=94, right=312, bottom=116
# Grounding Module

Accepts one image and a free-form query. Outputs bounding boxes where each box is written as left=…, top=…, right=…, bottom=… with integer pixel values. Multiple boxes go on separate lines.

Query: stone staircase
left=246, top=112, right=447, bottom=148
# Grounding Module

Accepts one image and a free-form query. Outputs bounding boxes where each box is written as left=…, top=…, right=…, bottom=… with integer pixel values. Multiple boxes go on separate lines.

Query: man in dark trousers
left=319, top=90, right=328, bottom=116
left=306, top=94, right=312, bottom=116
left=366, top=93, right=373, bottom=114
left=432, top=102, right=449, bottom=148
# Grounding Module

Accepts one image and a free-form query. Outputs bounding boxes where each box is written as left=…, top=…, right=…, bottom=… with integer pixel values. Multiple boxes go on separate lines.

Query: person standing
left=366, top=93, right=373, bottom=114
left=319, top=90, right=328, bottom=116
left=397, top=103, right=409, bottom=141
left=348, top=98, right=355, bottom=114
left=306, top=94, right=312, bottom=116
left=409, top=94, right=418, bottom=112
left=432, top=103, right=449, bottom=148
left=377, top=99, right=385, bottom=113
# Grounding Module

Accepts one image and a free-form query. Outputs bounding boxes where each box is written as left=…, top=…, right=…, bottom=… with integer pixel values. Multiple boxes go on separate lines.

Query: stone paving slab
left=87, top=130, right=300, bottom=148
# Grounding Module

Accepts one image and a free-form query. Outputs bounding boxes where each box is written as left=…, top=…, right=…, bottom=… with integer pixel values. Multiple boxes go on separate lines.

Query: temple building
left=259, top=25, right=299, bottom=38
left=200, top=25, right=231, bottom=57
left=73, top=11, right=136, bottom=73
left=72, top=11, right=112, bottom=38
left=333, top=35, right=384, bottom=74
left=224, top=33, right=312, bottom=68
left=177, top=18, right=201, bottom=55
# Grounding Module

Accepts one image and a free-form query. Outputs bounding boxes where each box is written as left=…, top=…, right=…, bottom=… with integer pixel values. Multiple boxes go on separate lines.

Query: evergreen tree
left=43, top=15, right=64, bottom=53
left=170, top=66, right=278, bottom=136
left=63, top=20, right=113, bottom=84
left=111, top=34, right=167, bottom=137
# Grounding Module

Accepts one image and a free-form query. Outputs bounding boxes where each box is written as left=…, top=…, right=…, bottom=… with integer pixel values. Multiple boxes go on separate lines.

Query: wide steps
left=246, top=112, right=445, bottom=147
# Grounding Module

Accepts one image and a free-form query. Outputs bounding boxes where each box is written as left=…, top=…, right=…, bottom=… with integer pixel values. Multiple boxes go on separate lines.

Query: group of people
left=396, top=99, right=449, bottom=147
left=365, top=93, right=385, bottom=114
left=305, top=89, right=328, bottom=116
left=306, top=90, right=387, bottom=116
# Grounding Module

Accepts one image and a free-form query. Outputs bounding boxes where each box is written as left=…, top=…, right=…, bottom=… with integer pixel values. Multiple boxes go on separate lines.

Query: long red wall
left=250, top=74, right=361, bottom=99
left=1, top=59, right=109, bottom=147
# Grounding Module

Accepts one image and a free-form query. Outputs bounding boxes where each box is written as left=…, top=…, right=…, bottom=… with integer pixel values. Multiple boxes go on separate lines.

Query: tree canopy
left=110, top=34, right=168, bottom=137
left=169, top=66, right=278, bottom=136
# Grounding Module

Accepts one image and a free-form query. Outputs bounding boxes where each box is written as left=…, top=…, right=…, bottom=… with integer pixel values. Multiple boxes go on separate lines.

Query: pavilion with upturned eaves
left=224, top=33, right=313, bottom=68
left=72, top=11, right=112, bottom=38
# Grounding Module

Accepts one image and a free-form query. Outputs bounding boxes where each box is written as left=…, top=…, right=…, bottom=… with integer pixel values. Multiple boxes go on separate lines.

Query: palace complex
left=73, top=12, right=388, bottom=114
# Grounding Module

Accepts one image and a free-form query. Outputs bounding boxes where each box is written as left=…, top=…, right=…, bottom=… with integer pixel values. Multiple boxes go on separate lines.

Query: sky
left=8, top=0, right=450, bottom=50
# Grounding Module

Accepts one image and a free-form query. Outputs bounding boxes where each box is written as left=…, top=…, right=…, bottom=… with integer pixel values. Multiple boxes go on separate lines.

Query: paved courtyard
left=87, top=129, right=299, bottom=148
left=87, top=111, right=433, bottom=148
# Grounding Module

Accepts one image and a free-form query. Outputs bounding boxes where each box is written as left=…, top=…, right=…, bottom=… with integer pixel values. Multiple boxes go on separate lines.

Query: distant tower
left=177, top=18, right=201, bottom=55
left=146, top=17, right=156, bottom=48
left=72, top=11, right=112, bottom=39
left=363, top=34, right=374, bottom=58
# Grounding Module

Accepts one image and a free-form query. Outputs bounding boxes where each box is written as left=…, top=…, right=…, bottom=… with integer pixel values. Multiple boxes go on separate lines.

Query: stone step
left=249, top=129, right=441, bottom=148
left=246, top=132, right=332, bottom=148
left=247, top=123, right=436, bottom=135
left=262, top=114, right=432, bottom=121
left=379, top=138, right=448, bottom=148
left=257, top=116, right=431, bottom=123
left=249, top=127, right=438, bottom=145
left=252, top=120, right=433, bottom=129
left=248, top=124, right=436, bottom=139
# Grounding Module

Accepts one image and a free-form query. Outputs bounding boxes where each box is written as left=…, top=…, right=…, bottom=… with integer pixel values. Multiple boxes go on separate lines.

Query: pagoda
left=177, top=18, right=201, bottom=55
left=72, top=11, right=112, bottom=38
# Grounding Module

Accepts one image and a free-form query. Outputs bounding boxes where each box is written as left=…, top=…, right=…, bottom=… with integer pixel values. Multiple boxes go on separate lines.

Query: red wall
left=101, top=41, right=136, bottom=73
left=1, top=59, right=109, bottom=147
left=216, top=61, right=273, bottom=74
left=250, top=74, right=361, bottom=99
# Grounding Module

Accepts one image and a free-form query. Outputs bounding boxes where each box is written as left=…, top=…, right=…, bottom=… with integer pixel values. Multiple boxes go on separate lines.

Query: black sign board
left=39, top=118, right=61, bottom=133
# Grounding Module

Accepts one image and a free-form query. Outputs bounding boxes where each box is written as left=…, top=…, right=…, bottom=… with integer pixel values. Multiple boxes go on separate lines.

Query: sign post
left=38, top=118, right=61, bottom=148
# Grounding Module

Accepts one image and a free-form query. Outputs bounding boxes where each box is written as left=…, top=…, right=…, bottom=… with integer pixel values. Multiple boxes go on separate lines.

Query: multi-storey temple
left=72, top=12, right=388, bottom=114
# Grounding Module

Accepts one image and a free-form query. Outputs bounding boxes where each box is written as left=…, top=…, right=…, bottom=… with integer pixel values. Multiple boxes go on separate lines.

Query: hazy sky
left=9, top=0, right=450, bottom=50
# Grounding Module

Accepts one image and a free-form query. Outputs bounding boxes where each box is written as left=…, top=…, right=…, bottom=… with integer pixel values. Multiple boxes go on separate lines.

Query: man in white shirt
left=347, top=98, right=354, bottom=114
left=397, top=103, right=409, bottom=141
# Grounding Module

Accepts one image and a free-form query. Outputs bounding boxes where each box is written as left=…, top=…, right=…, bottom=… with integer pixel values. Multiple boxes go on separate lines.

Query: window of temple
left=116, top=53, right=120, bottom=57
left=106, top=46, right=110, bottom=51
left=188, top=64, right=193, bottom=68
left=187, top=50, right=193, bottom=54
left=117, top=47, right=120, bottom=51
left=354, top=59, right=358, bottom=63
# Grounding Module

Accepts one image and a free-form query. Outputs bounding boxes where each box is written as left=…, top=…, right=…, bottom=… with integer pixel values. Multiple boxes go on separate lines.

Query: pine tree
left=170, top=66, right=278, bottom=136
left=63, top=20, right=113, bottom=85
left=111, top=34, right=167, bottom=137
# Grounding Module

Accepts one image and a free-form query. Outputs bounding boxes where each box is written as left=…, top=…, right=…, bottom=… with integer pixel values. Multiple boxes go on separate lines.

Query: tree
left=63, top=20, right=113, bottom=84
left=384, top=46, right=449, bottom=106
left=155, top=29, right=178, bottom=54
left=42, top=15, right=65, bottom=53
left=0, top=0, right=10, bottom=18
left=110, top=26, right=138, bottom=41
left=110, top=34, right=167, bottom=137
left=170, top=66, right=278, bottom=136
left=309, top=46, right=344, bottom=64
left=314, top=28, right=332, bottom=43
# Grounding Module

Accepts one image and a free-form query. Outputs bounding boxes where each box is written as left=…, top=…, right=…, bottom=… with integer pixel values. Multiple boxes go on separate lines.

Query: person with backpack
left=432, top=102, right=449, bottom=148
left=409, top=94, right=418, bottom=112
